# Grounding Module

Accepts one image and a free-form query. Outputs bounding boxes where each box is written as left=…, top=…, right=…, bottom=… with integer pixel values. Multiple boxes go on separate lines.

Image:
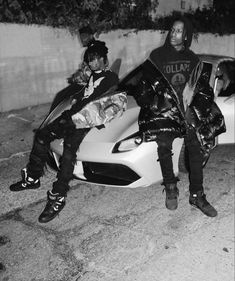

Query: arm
left=67, top=62, right=91, bottom=85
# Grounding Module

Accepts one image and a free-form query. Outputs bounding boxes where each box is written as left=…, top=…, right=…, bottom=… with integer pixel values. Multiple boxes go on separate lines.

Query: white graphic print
left=83, top=76, right=105, bottom=99
left=164, top=62, right=190, bottom=74
left=171, top=73, right=186, bottom=86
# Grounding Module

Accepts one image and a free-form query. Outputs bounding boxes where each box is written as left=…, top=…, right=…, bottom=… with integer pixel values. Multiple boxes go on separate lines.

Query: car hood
left=42, top=94, right=140, bottom=144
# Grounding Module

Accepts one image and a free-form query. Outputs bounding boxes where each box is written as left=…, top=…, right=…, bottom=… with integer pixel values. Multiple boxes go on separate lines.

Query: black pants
left=156, top=126, right=203, bottom=194
left=26, top=112, right=90, bottom=196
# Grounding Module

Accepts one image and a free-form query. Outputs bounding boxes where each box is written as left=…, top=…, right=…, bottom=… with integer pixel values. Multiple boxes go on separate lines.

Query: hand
left=162, top=111, right=174, bottom=120
left=67, top=65, right=91, bottom=85
left=162, top=106, right=177, bottom=120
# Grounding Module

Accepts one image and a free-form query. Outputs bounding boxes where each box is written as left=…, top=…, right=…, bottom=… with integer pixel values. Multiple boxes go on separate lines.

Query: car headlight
left=112, top=133, right=143, bottom=153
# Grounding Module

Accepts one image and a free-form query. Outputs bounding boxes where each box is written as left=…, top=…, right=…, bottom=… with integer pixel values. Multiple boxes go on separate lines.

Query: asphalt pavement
left=0, top=104, right=234, bottom=281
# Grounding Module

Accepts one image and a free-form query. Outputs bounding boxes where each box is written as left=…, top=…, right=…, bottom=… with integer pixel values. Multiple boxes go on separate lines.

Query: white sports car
left=42, top=54, right=235, bottom=188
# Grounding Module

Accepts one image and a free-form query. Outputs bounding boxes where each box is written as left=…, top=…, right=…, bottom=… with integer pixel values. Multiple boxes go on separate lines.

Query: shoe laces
left=27, top=176, right=39, bottom=183
left=191, top=192, right=209, bottom=207
left=163, top=185, right=179, bottom=194
left=21, top=168, right=39, bottom=185
left=48, top=192, right=65, bottom=211
left=52, top=198, right=64, bottom=211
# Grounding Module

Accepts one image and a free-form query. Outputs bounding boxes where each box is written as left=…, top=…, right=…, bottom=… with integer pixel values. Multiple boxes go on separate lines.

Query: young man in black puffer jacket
left=138, top=17, right=225, bottom=217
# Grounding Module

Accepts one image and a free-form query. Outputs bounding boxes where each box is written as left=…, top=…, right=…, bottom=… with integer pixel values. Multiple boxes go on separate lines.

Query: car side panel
left=216, top=95, right=235, bottom=144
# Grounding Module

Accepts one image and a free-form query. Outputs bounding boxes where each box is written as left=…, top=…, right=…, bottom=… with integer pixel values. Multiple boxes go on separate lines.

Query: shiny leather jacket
left=136, top=60, right=226, bottom=152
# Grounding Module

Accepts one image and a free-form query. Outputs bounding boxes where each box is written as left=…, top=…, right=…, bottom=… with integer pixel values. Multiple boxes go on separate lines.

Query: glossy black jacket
left=134, top=60, right=226, bottom=152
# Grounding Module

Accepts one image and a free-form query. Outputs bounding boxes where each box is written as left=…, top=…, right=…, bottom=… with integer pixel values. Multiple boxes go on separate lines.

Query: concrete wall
left=0, top=23, right=234, bottom=112
left=0, top=24, right=82, bottom=112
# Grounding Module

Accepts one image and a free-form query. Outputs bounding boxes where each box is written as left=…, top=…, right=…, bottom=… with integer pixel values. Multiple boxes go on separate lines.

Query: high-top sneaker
left=163, top=183, right=179, bottom=210
left=38, top=191, right=66, bottom=223
left=189, top=191, right=217, bottom=217
left=9, top=168, right=40, bottom=192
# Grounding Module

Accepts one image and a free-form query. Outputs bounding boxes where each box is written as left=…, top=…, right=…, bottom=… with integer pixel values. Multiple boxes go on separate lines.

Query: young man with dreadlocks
left=10, top=41, right=119, bottom=223
left=137, top=17, right=225, bottom=217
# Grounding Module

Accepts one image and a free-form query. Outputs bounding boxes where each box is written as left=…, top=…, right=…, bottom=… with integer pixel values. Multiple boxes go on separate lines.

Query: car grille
left=82, top=162, right=140, bottom=186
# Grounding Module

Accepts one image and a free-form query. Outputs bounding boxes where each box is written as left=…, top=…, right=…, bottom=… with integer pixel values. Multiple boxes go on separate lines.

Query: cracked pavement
left=0, top=104, right=234, bottom=281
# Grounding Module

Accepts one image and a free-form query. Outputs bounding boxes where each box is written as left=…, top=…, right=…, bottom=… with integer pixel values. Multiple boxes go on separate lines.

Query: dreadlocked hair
left=85, top=40, right=108, bottom=64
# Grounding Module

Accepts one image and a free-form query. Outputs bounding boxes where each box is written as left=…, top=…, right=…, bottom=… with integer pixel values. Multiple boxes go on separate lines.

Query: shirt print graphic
left=83, top=76, right=105, bottom=99
left=163, top=60, right=190, bottom=91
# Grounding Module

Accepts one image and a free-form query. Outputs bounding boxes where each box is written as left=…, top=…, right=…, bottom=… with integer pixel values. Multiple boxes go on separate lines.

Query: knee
left=157, top=139, right=172, bottom=151
left=157, top=142, right=173, bottom=160
left=64, top=141, right=77, bottom=153
left=157, top=139, right=170, bottom=148
left=63, top=143, right=78, bottom=162
left=34, top=129, right=50, bottom=145
left=185, top=138, right=201, bottom=151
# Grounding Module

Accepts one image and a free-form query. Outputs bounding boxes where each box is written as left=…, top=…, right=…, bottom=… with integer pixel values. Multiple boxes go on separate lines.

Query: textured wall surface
left=0, top=24, right=234, bottom=112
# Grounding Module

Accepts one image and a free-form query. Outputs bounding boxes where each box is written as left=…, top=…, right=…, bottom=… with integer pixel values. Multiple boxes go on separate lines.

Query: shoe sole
left=38, top=205, right=65, bottom=223
left=38, top=213, right=60, bottom=223
left=189, top=202, right=217, bottom=217
left=9, top=183, right=40, bottom=192
left=166, top=201, right=178, bottom=210
left=165, top=196, right=178, bottom=211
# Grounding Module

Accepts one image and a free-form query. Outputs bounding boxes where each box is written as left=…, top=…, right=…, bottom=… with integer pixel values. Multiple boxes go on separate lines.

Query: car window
left=215, top=60, right=235, bottom=97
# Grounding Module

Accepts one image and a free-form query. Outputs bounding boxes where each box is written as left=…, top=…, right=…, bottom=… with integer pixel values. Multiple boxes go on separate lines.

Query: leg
left=156, top=132, right=179, bottom=210
left=9, top=125, right=58, bottom=191
left=38, top=128, right=90, bottom=223
left=185, top=127, right=217, bottom=217
left=27, top=126, right=58, bottom=178
left=184, top=127, right=203, bottom=194
left=52, top=128, right=90, bottom=195
left=10, top=111, right=75, bottom=192
left=156, top=132, right=178, bottom=185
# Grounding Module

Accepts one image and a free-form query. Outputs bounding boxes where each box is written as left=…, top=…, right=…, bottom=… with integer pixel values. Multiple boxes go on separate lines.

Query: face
left=169, top=21, right=185, bottom=50
left=88, top=55, right=104, bottom=71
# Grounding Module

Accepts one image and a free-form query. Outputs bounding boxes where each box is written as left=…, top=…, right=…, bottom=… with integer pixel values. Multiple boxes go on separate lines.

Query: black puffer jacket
left=137, top=60, right=226, bottom=152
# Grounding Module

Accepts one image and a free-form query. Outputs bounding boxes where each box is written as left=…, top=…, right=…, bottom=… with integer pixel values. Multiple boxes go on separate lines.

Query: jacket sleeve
left=185, top=61, right=227, bottom=150
left=189, top=61, right=214, bottom=119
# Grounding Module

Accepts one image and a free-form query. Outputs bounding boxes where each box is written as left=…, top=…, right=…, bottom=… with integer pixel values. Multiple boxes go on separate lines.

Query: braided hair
left=84, top=40, right=108, bottom=65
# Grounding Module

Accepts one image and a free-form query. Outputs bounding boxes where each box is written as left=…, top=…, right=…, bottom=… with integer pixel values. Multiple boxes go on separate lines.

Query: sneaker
left=163, top=183, right=179, bottom=210
left=38, top=191, right=66, bottom=223
left=9, top=168, right=40, bottom=192
left=189, top=191, right=217, bottom=217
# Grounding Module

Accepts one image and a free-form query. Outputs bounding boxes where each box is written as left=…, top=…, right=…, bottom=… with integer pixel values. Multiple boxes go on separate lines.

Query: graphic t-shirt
left=150, top=45, right=199, bottom=110
left=70, top=69, right=119, bottom=114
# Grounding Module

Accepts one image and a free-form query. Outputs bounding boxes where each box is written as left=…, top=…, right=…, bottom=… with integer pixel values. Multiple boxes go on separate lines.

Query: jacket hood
left=164, top=16, right=194, bottom=50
